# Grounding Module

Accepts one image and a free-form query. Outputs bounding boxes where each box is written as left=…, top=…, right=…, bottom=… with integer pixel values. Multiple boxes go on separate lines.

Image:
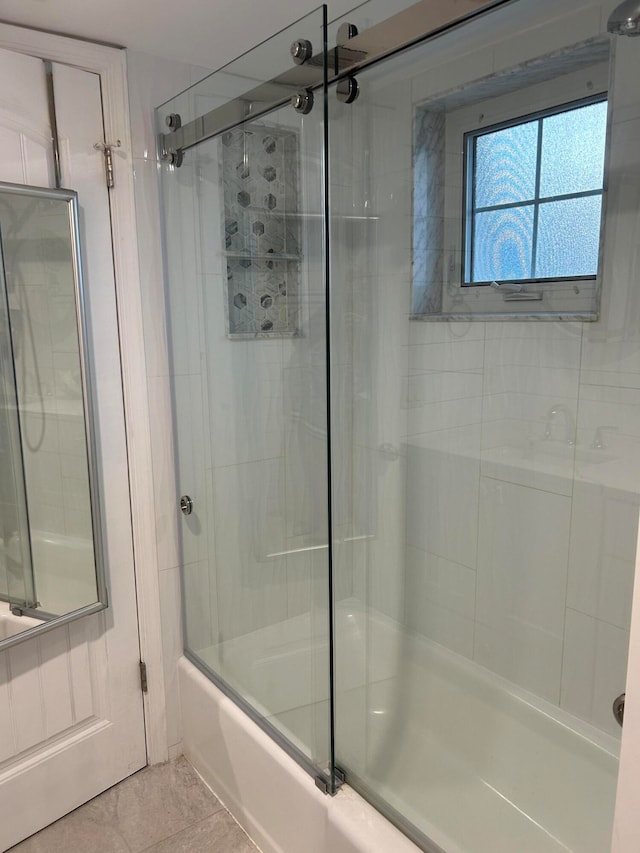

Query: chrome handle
left=180, top=495, right=193, bottom=516
left=613, top=693, right=625, bottom=727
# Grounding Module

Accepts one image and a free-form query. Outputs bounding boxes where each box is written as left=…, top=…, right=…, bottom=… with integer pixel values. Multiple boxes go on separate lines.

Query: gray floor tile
left=9, top=758, right=229, bottom=853
left=9, top=807, right=132, bottom=853
left=142, top=812, right=257, bottom=852
left=101, top=757, right=224, bottom=852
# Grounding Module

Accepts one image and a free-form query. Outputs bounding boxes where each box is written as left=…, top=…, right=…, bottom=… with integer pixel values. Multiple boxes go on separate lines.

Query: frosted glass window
left=465, top=96, right=607, bottom=284
left=540, top=102, right=607, bottom=197
left=475, top=121, right=538, bottom=208
left=473, top=206, right=534, bottom=282
left=536, top=196, right=602, bottom=278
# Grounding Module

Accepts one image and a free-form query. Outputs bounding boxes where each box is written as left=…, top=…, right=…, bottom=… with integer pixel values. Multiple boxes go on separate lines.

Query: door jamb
left=0, top=21, right=168, bottom=765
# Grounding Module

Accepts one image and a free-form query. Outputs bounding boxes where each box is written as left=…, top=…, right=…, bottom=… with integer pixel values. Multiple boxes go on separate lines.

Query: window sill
left=410, top=311, right=598, bottom=322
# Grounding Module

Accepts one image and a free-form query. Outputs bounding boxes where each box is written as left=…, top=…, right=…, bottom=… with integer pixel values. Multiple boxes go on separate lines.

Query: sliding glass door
left=156, top=7, right=339, bottom=787
left=329, top=1, right=633, bottom=851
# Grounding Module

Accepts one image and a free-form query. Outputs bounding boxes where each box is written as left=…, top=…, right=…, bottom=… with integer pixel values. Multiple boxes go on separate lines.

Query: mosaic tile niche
left=222, top=125, right=301, bottom=338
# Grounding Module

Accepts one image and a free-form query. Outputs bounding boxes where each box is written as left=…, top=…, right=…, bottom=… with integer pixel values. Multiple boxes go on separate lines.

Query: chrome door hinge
left=94, top=140, right=121, bottom=189
left=139, top=660, right=148, bottom=693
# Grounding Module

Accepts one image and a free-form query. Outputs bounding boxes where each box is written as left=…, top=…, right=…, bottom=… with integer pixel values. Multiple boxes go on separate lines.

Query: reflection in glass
left=0, top=184, right=104, bottom=647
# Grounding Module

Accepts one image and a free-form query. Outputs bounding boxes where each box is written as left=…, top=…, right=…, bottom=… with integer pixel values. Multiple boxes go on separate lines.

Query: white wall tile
left=158, top=567, right=183, bottom=750
left=561, top=608, right=630, bottom=737
left=567, top=482, right=638, bottom=631
left=475, top=478, right=571, bottom=700
left=484, top=336, right=582, bottom=371
left=405, top=545, right=476, bottom=657
left=406, top=439, right=479, bottom=570
left=408, top=339, right=484, bottom=373
left=212, top=459, right=288, bottom=640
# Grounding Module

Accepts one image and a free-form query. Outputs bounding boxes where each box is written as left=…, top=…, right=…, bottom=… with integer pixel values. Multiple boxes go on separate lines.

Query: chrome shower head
left=607, top=0, right=640, bottom=35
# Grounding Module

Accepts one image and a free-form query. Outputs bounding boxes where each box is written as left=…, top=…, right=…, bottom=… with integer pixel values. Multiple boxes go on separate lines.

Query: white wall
left=346, top=0, right=640, bottom=742
left=126, top=49, right=212, bottom=759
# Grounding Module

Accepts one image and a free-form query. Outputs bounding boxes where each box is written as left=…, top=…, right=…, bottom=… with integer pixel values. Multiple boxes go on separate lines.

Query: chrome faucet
left=544, top=405, right=576, bottom=446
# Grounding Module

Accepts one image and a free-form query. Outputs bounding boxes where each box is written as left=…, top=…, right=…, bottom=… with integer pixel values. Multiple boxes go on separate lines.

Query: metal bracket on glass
left=156, top=0, right=510, bottom=163
left=158, top=133, right=184, bottom=168
left=336, top=75, right=359, bottom=104
left=291, top=89, right=314, bottom=114
left=314, top=766, right=346, bottom=795
left=291, top=39, right=313, bottom=65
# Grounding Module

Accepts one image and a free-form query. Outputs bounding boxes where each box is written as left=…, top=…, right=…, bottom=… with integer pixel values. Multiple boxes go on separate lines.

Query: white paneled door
left=0, top=47, right=146, bottom=851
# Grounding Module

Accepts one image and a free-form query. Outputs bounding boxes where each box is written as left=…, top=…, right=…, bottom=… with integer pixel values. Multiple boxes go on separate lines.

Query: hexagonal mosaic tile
left=222, top=124, right=301, bottom=338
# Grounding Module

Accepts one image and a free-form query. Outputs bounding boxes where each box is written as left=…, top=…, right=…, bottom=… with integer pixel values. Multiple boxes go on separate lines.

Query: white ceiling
left=0, top=0, right=361, bottom=69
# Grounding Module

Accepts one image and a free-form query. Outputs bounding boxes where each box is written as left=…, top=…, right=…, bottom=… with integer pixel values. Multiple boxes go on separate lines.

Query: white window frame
left=438, top=61, right=610, bottom=318
left=462, top=93, right=607, bottom=287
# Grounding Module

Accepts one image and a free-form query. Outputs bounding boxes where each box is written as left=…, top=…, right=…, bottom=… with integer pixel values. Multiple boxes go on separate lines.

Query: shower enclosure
left=157, top=0, right=639, bottom=849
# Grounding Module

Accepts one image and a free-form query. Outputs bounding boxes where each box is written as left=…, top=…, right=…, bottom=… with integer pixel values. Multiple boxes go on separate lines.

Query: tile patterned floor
left=9, top=757, right=259, bottom=853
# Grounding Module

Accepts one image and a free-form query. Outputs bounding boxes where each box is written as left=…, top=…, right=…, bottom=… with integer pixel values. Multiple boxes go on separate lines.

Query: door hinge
left=93, top=140, right=121, bottom=189
left=139, top=660, right=148, bottom=693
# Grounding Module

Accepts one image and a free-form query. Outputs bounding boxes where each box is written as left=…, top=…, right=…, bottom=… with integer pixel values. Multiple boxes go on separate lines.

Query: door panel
left=0, top=47, right=146, bottom=851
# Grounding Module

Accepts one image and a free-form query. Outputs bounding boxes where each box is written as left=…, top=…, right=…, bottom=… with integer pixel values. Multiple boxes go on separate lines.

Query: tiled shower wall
left=362, top=0, right=640, bottom=739
left=221, top=126, right=301, bottom=337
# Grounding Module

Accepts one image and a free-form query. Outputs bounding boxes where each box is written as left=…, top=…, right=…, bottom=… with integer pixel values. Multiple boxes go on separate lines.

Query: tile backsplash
left=221, top=125, right=301, bottom=338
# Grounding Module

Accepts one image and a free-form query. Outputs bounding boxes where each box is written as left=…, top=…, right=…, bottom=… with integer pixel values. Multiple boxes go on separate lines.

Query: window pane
left=472, top=205, right=534, bottom=281
left=535, top=195, right=602, bottom=278
left=474, top=121, right=538, bottom=208
left=539, top=101, right=607, bottom=197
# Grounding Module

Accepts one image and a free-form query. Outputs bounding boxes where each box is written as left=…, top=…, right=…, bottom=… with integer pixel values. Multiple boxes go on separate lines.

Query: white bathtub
left=0, top=602, right=42, bottom=641
left=1, top=529, right=96, bottom=619
left=184, top=599, right=619, bottom=853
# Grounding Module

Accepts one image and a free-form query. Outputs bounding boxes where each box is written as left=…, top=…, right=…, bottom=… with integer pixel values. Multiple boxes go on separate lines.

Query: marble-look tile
left=9, top=811, right=131, bottom=853
left=89, top=758, right=222, bottom=853
left=143, top=811, right=256, bottom=852
left=9, top=759, right=254, bottom=853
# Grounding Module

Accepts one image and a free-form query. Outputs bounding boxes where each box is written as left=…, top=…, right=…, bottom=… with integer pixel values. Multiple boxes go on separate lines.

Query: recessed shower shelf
left=224, top=251, right=302, bottom=261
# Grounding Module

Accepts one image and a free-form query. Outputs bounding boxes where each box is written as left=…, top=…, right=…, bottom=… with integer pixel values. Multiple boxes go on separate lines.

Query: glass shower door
left=0, top=230, right=35, bottom=615
left=329, top=1, right=634, bottom=851
left=156, top=7, right=336, bottom=784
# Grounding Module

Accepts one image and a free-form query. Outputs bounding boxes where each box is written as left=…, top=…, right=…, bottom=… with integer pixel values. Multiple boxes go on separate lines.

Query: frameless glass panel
left=156, top=7, right=333, bottom=781
left=474, top=121, right=538, bottom=208
left=472, top=205, right=534, bottom=281
left=540, top=100, right=607, bottom=197
left=536, top=195, right=602, bottom=278
left=330, top=1, right=626, bottom=851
